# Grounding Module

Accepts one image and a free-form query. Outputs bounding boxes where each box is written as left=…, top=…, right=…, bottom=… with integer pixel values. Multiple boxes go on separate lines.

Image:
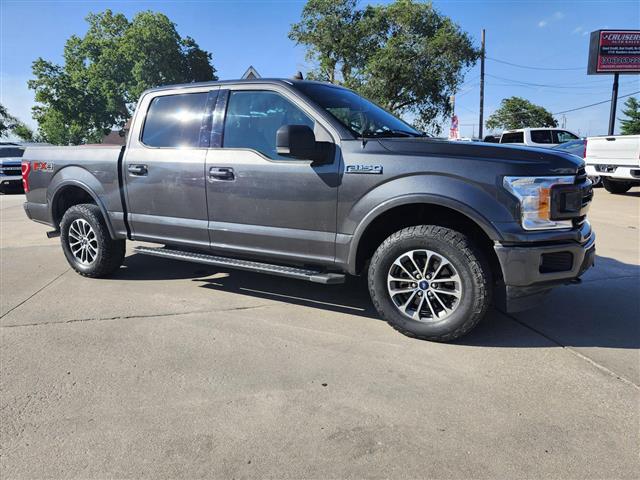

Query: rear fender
left=48, top=166, right=116, bottom=238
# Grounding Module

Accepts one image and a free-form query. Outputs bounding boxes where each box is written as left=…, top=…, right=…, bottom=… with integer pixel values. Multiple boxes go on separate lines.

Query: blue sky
left=1, top=0, right=639, bottom=138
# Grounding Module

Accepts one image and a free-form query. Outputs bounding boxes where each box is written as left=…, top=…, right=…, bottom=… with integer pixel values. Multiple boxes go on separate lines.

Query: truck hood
left=378, top=138, right=583, bottom=175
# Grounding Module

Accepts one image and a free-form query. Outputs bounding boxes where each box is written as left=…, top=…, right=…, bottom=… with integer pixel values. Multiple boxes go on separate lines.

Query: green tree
left=28, top=10, right=217, bottom=145
left=290, top=0, right=479, bottom=132
left=0, top=103, right=35, bottom=141
left=486, top=97, right=557, bottom=130
left=619, top=97, right=640, bottom=135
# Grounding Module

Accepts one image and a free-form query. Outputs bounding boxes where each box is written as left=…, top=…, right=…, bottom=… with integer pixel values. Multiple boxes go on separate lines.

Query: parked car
left=482, top=135, right=500, bottom=143
left=585, top=135, right=640, bottom=194
left=552, top=139, right=601, bottom=186
left=0, top=143, right=25, bottom=193
left=500, top=128, right=580, bottom=147
left=21, top=79, right=595, bottom=342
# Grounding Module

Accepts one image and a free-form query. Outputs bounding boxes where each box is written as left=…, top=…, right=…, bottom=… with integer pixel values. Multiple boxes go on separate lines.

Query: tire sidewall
left=369, top=229, right=487, bottom=339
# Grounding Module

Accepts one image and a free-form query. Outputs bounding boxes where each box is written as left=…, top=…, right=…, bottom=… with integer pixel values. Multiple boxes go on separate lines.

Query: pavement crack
left=0, top=268, right=70, bottom=320
left=505, top=314, right=639, bottom=390
left=0, top=304, right=274, bottom=328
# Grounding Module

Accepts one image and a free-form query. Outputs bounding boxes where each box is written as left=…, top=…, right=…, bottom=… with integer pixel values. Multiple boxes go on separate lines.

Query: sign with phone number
left=588, top=30, right=640, bottom=74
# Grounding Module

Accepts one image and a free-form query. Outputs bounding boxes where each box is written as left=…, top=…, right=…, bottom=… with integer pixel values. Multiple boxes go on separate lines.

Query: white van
left=499, top=128, right=580, bottom=147
left=585, top=135, right=640, bottom=194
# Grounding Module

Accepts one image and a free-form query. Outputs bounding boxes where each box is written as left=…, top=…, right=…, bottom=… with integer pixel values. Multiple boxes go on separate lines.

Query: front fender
left=341, top=174, right=513, bottom=273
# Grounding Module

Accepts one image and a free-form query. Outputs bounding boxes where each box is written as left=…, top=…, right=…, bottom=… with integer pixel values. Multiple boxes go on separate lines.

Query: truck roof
left=142, top=78, right=343, bottom=95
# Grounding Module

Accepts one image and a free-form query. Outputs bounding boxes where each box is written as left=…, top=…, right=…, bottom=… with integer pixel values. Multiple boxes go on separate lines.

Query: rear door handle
left=209, top=166, right=234, bottom=181
left=128, top=164, right=148, bottom=176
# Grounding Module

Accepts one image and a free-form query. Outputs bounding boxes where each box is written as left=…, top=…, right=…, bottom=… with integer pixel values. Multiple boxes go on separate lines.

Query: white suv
left=499, top=128, right=580, bottom=148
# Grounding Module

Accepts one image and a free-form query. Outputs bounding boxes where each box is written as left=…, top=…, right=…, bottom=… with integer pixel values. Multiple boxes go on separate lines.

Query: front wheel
left=60, top=203, right=125, bottom=277
left=602, top=178, right=632, bottom=194
left=368, top=225, right=492, bottom=342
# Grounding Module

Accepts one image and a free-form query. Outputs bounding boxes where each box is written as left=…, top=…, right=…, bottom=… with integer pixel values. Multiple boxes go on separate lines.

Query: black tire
left=368, top=225, right=491, bottom=342
left=602, top=178, right=632, bottom=194
left=60, top=203, right=125, bottom=277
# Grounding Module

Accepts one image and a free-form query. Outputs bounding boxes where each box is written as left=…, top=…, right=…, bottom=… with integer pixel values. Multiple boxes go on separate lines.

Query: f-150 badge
left=346, top=164, right=383, bottom=174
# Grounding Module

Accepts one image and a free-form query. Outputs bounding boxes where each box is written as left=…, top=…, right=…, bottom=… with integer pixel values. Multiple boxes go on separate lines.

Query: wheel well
left=52, top=185, right=96, bottom=228
left=354, top=203, right=501, bottom=279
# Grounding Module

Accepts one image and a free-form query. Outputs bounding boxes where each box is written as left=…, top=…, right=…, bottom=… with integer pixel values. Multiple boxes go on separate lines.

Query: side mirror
left=276, top=125, right=318, bottom=159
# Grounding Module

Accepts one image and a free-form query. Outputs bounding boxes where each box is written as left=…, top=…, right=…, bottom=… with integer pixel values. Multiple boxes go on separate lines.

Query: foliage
left=28, top=10, right=217, bottom=145
left=289, top=0, right=479, bottom=132
left=485, top=97, right=557, bottom=130
left=619, top=97, right=640, bottom=135
left=0, top=103, right=35, bottom=141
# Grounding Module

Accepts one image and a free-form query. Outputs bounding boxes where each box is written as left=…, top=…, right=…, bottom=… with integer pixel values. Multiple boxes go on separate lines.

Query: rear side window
left=553, top=130, right=579, bottom=143
left=501, top=132, right=524, bottom=143
left=142, top=92, right=209, bottom=148
left=530, top=130, right=553, bottom=144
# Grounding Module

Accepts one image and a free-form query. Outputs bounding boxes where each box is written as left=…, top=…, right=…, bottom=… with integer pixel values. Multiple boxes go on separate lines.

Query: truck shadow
left=116, top=253, right=638, bottom=349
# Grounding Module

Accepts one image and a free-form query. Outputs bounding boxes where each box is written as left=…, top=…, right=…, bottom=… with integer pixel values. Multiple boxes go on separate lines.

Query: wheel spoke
left=399, top=290, right=418, bottom=311
left=432, top=291, right=451, bottom=313
left=412, top=295, right=426, bottom=320
left=425, top=295, right=437, bottom=319
left=407, top=253, right=422, bottom=278
left=393, top=260, right=416, bottom=281
left=422, top=251, right=432, bottom=277
left=389, top=287, right=416, bottom=296
left=432, top=258, right=451, bottom=279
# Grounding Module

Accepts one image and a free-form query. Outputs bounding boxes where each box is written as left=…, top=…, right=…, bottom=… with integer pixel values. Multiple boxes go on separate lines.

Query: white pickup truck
left=585, top=135, right=640, bottom=194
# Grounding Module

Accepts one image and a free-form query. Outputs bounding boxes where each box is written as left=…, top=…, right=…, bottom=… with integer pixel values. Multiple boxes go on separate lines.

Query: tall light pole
left=478, top=29, right=486, bottom=140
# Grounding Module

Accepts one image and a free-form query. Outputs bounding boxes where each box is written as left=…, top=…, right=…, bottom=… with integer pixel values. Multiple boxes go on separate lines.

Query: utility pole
left=608, top=73, right=619, bottom=135
left=478, top=29, right=485, bottom=140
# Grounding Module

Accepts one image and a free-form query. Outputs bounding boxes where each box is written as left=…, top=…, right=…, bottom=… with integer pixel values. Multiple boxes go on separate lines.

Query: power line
left=553, top=91, right=639, bottom=115
left=486, top=73, right=612, bottom=89
left=487, top=57, right=584, bottom=71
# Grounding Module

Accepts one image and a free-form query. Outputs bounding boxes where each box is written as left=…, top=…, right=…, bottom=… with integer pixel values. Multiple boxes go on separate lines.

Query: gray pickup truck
left=22, top=79, right=595, bottom=341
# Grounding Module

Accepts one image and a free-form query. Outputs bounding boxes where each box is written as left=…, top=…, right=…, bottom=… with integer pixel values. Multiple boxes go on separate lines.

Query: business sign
left=588, top=30, right=640, bottom=74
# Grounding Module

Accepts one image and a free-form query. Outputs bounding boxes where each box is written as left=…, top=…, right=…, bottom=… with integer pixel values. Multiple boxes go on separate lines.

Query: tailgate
left=585, top=136, right=640, bottom=166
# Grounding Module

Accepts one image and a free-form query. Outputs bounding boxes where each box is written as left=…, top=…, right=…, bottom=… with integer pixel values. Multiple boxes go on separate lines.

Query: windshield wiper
left=361, top=129, right=423, bottom=138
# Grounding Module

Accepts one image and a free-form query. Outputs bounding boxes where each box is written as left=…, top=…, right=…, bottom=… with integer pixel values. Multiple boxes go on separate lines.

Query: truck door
left=123, top=87, right=218, bottom=248
left=205, top=87, right=340, bottom=266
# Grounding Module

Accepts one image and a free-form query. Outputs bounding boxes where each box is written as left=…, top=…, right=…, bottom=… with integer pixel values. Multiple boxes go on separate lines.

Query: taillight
left=583, top=139, right=587, bottom=159
left=21, top=160, right=31, bottom=192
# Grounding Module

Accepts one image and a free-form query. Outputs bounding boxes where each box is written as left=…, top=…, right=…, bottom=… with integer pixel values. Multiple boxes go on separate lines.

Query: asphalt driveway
left=1, top=189, right=638, bottom=479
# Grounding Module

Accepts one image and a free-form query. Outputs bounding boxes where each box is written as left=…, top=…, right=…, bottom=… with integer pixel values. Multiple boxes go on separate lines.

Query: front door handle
left=209, top=166, right=235, bottom=181
left=128, top=164, right=148, bottom=176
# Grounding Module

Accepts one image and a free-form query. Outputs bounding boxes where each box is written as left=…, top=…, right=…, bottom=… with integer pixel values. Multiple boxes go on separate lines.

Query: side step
left=134, top=246, right=346, bottom=285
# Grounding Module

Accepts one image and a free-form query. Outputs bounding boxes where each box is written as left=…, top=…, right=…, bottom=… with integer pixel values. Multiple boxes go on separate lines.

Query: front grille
left=540, top=252, right=573, bottom=273
left=0, top=165, right=21, bottom=176
left=572, top=167, right=592, bottom=228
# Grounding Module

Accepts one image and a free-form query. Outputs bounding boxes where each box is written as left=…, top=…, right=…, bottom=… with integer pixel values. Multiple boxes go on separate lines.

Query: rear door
left=123, top=87, right=218, bottom=247
left=204, top=86, right=340, bottom=266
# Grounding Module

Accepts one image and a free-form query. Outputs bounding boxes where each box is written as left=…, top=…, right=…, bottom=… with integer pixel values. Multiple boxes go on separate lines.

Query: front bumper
left=0, top=175, right=22, bottom=190
left=494, top=231, right=596, bottom=312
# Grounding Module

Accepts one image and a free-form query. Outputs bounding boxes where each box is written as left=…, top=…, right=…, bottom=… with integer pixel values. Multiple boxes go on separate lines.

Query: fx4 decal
left=346, top=164, right=383, bottom=174
left=32, top=161, right=54, bottom=172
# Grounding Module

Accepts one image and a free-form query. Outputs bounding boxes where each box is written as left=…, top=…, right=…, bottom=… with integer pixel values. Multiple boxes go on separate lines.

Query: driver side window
left=223, top=90, right=315, bottom=160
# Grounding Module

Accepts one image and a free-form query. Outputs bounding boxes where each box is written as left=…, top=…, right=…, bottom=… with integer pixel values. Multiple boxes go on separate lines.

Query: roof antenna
left=293, top=71, right=304, bottom=80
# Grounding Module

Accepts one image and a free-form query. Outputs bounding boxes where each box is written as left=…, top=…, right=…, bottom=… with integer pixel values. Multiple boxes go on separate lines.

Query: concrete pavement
left=1, top=189, right=638, bottom=478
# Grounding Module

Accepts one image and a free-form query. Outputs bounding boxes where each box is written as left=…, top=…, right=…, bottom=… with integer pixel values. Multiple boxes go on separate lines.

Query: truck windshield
left=295, top=83, right=423, bottom=138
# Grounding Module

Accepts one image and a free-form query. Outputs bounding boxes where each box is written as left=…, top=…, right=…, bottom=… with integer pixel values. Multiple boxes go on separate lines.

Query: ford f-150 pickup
left=21, top=79, right=595, bottom=341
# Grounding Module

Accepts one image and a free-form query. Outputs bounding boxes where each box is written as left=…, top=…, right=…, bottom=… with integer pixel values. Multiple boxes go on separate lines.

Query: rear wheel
left=602, top=178, right=632, bottom=194
left=60, top=204, right=125, bottom=277
left=368, top=225, right=491, bottom=342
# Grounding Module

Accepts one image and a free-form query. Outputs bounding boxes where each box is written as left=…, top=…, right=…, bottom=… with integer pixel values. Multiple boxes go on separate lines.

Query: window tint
left=530, top=130, right=553, bottom=144
left=223, top=90, right=314, bottom=159
left=501, top=132, right=524, bottom=143
left=142, top=92, right=209, bottom=148
left=553, top=130, right=579, bottom=143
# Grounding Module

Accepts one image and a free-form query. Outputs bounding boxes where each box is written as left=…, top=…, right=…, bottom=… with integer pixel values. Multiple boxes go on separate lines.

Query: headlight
left=503, top=176, right=574, bottom=230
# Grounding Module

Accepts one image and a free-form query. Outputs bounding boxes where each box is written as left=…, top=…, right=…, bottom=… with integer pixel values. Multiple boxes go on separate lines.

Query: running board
left=134, top=246, right=345, bottom=284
